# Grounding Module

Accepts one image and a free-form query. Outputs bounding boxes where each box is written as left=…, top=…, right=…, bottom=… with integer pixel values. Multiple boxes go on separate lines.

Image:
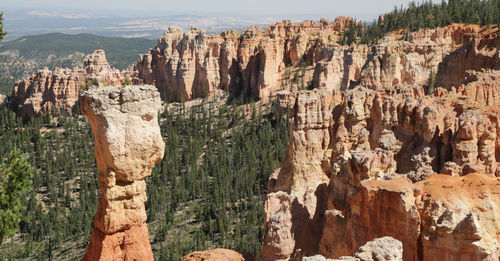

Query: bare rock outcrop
left=262, top=83, right=500, bottom=260
left=10, top=22, right=498, bottom=116
left=303, top=236, right=403, bottom=261
left=135, top=22, right=490, bottom=104
left=80, top=85, right=165, bottom=260
left=181, top=248, right=245, bottom=261
left=10, top=50, right=137, bottom=117
left=435, top=26, right=500, bottom=89
left=435, top=69, right=500, bottom=107
left=313, top=24, right=499, bottom=94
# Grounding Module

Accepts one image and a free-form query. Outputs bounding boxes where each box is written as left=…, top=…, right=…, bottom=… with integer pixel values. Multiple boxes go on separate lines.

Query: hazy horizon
left=1, top=0, right=434, bottom=19
left=0, top=1, right=438, bottom=40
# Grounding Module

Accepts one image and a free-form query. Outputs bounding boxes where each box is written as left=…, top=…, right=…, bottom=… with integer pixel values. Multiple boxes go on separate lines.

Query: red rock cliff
left=263, top=82, right=500, bottom=260
left=11, top=23, right=497, bottom=117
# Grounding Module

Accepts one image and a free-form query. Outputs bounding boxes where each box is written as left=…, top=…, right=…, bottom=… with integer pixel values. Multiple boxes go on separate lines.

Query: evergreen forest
left=340, top=0, right=500, bottom=45
left=0, top=96, right=290, bottom=260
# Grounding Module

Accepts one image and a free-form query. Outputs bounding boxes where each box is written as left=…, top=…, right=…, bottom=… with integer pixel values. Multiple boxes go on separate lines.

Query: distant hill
left=0, top=33, right=156, bottom=95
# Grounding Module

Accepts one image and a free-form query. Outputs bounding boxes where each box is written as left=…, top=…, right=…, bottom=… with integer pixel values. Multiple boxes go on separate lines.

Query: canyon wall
left=80, top=85, right=164, bottom=260
left=10, top=50, right=136, bottom=117
left=136, top=22, right=497, bottom=103
left=134, top=17, right=351, bottom=101
left=435, top=26, right=500, bottom=89
left=262, top=28, right=500, bottom=259
left=313, top=24, right=499, bottom=93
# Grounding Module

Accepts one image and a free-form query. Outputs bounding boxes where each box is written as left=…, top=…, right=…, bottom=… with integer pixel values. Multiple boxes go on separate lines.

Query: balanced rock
left=80, top=85, right=165, bottom=260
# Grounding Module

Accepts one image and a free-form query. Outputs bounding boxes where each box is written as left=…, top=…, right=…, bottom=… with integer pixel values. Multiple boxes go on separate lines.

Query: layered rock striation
left=10, top=50, right=137, bottom=117
left=435, top=26, right=500, bottom=89
left=263, top=44, right=500, bottom=260
left=80, top=85, right=165, bottom=260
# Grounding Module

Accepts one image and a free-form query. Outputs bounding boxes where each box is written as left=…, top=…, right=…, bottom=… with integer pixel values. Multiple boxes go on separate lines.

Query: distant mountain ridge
left=0, top=33, right=155, bottom=94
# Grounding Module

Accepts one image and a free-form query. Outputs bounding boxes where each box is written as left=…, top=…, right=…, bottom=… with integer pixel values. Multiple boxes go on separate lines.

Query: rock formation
left=181, top=248, right=245, bottom=261
left=80, top=85, right=165, bottom=260
left=262, top=25, right=500, bottom=260
left=135, top=22, right=498, bottom=103
left=10, top=21, right=498, bottom=117
left=10, top=50, right=137, bottom=117
left=313, top=24, right=499, bottom=93
left=435, top=26, right=500, bottom=89
left=263, top=81, right=500, bottom=260
left=303, top=236, right=403, bottom=261
left=435, top=69, right=500, bottom=106
left=134, top=18, right=351, bottom=101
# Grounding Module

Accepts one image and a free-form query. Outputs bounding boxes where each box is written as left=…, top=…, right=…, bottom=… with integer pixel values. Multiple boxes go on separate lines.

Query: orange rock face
left=181, top=248, right=245, bottom=261
left=262, top=26, right=500, bottom=260
left=435, top=25, right=500, bottom=90
left=10, top=50, right=137, bottom=117
left=80, top=85, right=165, bottom=261
left=83, top=223, right=153, bottom=261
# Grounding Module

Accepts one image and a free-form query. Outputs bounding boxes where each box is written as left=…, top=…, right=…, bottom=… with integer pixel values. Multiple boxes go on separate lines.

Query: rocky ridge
left=80, top=85, right=164, bottom=260
left=136, top=22, right=498, bottom=103
left=134, top=17, right=352, bottom=101
left=10, top=50, right=137, bottom=117
left=9, top=21, right=498, bottom=117
left=314, top=24, right=499, bottom=93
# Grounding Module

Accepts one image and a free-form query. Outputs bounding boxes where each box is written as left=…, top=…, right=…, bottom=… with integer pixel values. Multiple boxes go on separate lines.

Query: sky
left=1, top=0, right=430, bottom=21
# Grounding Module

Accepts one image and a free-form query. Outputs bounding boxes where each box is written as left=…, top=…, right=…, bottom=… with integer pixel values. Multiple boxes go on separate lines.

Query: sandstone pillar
left=80, top=85, right=165, bottom=260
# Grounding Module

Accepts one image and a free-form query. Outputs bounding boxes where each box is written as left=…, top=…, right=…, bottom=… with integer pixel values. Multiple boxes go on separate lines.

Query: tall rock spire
left=80, top=85, right=165, bottom=260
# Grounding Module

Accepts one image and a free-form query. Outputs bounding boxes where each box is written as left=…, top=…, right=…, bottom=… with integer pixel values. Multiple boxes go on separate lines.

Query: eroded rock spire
left=80, top=85, right=165, bottom=260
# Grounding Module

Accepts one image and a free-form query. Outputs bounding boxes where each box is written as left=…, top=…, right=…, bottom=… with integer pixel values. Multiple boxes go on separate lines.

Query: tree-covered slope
left=340, top=0, right=500, bottom=45
left=0, top=96, right=290, bottom=260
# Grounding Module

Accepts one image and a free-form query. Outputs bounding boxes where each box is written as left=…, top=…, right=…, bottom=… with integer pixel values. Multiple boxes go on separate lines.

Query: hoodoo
left=79, top=85, right=165, bottom=260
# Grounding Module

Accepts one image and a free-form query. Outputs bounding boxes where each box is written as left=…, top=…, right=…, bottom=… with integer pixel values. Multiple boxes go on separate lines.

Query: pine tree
left=0, top=150, right=33, bottom=243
